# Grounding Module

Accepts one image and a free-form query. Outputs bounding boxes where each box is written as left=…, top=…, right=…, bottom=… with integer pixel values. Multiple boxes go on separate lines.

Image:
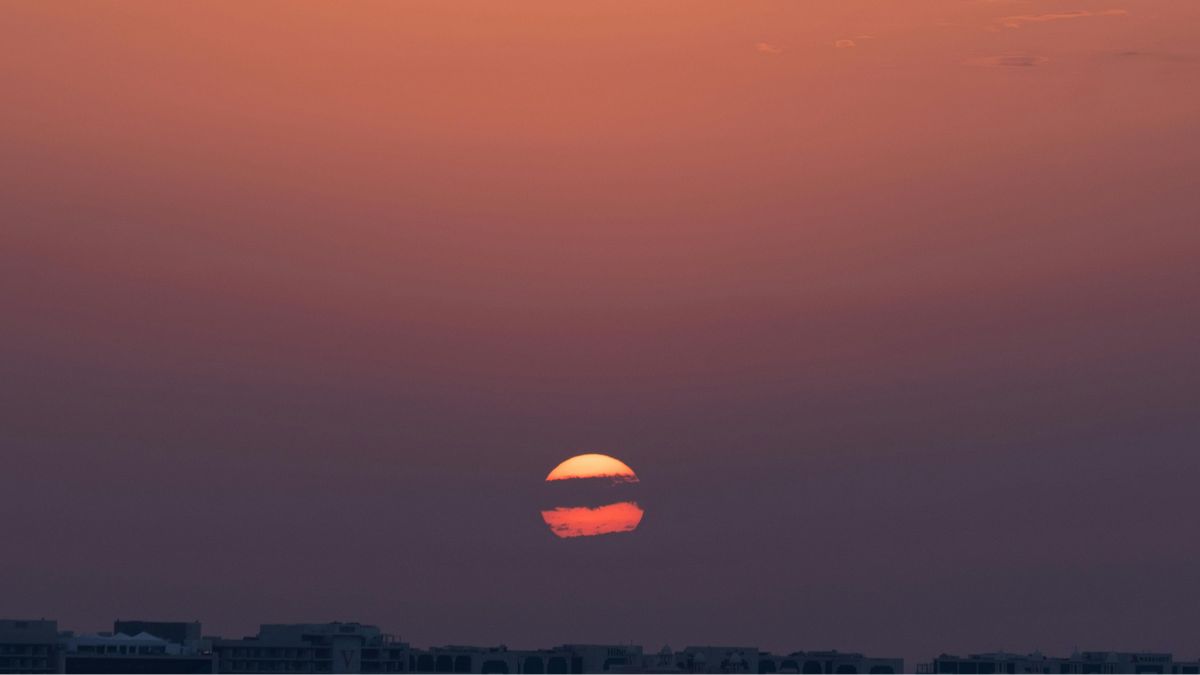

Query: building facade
left=923, top=651, right=1200, bottom=674
left=0, top=621, right=60, bottom=675
left=212, top=622, right=409, bottom=674
left=62, top=622, right=214, bottom=674
left=757, top=650, right=902, bottom=674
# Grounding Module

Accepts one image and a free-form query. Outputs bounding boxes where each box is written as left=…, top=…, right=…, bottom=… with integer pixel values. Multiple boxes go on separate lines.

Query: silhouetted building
left=923, top=652, right=1061, bottom=674
left=668, top=646, right=757, bottom=674
left=605, top=645, right=901, bottom=674
left=1067, top=652, right=1200, bottom=675
left=0, top=621, right=60, bottom=674
left=558, top=645, right=645, bottom=674
left=754, top=650, right=900, bottom=674
left=15, top=616, right=1199, bottom=675
left=417, top=645, right=581, bottom=674
left=212, top=622, right=409, bottom=674
left=63, top=628, right=214, bottom=673
left=922, top=651, right=1200, bottom=674
left=112, top=621, right=202, bottom=647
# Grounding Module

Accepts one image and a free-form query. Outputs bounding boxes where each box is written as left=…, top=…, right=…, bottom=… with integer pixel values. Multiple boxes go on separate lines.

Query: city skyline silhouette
left=6, top=618, right=1200, bottom=674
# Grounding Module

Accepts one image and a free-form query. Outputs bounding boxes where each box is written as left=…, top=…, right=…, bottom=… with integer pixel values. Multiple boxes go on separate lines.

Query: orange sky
left=4, top=1, right=1196, bottom=392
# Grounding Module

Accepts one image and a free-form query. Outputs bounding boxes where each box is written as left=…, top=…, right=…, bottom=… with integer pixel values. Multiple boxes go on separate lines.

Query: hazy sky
left=2, top=0, right=1199, bottom=665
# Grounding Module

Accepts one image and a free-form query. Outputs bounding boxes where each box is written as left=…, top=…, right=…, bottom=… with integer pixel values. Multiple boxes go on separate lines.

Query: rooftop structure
left=58, top=622, right=214, bottom=674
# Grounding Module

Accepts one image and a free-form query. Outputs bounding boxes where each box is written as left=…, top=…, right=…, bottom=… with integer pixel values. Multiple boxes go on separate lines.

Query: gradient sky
left=2, top=0, right=1199, bottom=665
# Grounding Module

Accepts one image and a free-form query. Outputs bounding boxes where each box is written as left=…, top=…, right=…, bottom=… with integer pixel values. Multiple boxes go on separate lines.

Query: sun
left=541, top=453, right=643, bottom=538
left=545, top=453, right=638, bottom=483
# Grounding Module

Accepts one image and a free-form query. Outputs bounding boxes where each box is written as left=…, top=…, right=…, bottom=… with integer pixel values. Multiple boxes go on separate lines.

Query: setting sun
left=542, top=454, right=643, bottom=538
left=545, top=453, right=638, bottom=483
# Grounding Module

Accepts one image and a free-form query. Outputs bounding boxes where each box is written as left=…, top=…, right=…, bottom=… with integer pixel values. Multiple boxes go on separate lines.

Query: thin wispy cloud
left=835, top=39, right=857, bottom=49
left=998, top=9, right=1128, bottom=29
left=964, top=54, right=1050, bottom=67
left=1111, top=49, right=1198, bottom=63
left=755, top=42, right=783, bottom=55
